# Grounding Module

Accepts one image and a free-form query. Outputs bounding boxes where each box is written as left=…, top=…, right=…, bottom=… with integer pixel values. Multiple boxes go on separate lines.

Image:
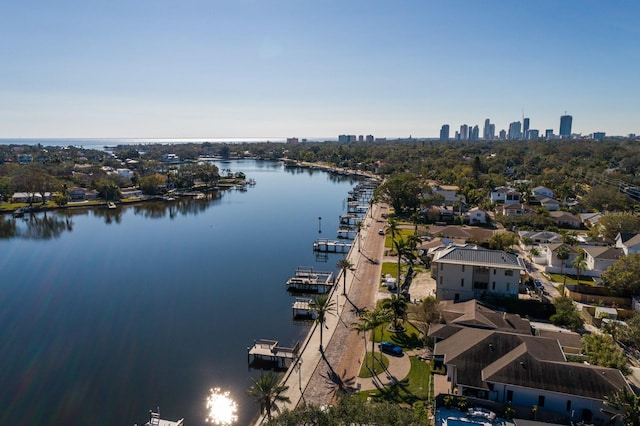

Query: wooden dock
left=247, top=339, right=300, bottom=370
left=337, top=228, right=357, bottom=239
left=339, top=214, right=362, bottom=226
left=312, top=239, right=352, bottom=254
left=292, top=298, right=316, bottom=320
left=286, top=266, right=334, bottom=293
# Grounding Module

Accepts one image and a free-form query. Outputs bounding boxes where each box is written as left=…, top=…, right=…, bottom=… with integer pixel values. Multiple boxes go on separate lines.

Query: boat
left=144, top=409, right=184, bottom=426
left=107, top=202, right=117, bottom=209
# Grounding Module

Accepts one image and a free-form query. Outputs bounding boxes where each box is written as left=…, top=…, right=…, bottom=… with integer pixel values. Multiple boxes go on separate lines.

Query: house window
left=494, top=268, right=497, bottom=275
left=504, top=269, right=513, bottom=276
left=461, top=265, right=465, bottom=272
left=492, top=282, right=496, bottom=290
left=507, top=283, right=510, bottom=292
left=506, top=390, right=513, bottom=403
left=454, top=293, right=460, bottom=301
left=439, top=277, right=443, bottom=285
left=461, top=279, right=464, bottom=287
left=566, top=400, right=571, bottom=412
left=538, top=395, right=545, bottom=407
left=474, top=282, right=487, bottom=290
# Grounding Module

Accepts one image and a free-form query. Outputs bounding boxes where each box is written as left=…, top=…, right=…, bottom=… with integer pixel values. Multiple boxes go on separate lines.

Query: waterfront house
left=120, top=187, right=143, bottom=199
left=431, top=245, right=524, bottom=302
left=68, top=187, right=87, bottom=201
left=431, top=326, right=630, bottom=425
left=11, top=192, right=52, bottom=204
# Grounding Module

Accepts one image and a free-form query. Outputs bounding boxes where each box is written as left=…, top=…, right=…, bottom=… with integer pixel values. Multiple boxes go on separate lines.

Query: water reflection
left=206, top=388, right=238, bottom=425
left=0, top=213, right=73, bottom=240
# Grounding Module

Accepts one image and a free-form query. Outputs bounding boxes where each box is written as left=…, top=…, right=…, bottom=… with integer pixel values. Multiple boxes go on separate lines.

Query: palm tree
left=556, top=244, right=570, bottom=295
left=352, top=308, right=371, bottom=369
left=604, top=387, right=640, bottom=426
left=247, top=371, right=290, bottom=421
left=382, top=294, right=408, bottom=331
left=572, top=250, right=587, bottom=285
left=354, top=307, right=391, bottom=369
left=336, top=258, right=354, bottom=296
left=312, top=294, right=336, bottom=352
left=394, top=237, right=416, bottom=295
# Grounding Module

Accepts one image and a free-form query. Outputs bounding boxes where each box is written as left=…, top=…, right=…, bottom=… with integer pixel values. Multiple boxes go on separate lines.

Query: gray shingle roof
left=433, top=246, right=524, bottom=270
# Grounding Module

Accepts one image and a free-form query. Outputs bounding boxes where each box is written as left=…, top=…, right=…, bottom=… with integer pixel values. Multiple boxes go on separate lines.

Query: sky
left=1, top=0, right=639, bottom=139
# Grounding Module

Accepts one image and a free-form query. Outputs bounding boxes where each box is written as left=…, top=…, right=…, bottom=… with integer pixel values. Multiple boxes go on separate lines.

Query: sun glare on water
left=206, top=388, right=238, bottom=425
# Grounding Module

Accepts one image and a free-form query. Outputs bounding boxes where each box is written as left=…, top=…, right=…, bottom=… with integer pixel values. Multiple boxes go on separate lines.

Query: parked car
left=534, top=279, right=542, bottom=288
left=378, top=341, right=403, bottom=356
left=378, top=228, right=385, bottom=235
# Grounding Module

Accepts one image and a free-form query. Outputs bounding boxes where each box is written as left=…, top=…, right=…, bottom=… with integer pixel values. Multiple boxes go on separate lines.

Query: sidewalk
left=357, top=344, right=412, bottom=391
left=254, top=202, right=388, bottom=425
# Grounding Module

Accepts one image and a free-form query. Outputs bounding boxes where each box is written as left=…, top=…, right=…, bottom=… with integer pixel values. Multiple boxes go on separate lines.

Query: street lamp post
left=318, top=217, right=322, bottom=234
left=296, top=359, right=304, bottom=402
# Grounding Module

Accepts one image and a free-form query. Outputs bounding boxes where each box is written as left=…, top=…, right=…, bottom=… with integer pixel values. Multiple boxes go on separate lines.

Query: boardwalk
left=254, top=202, right=390, bottom=424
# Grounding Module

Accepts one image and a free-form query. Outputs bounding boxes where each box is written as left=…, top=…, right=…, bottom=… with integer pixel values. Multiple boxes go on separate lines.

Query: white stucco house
left=615, top=232, right=640, bottom=255
left=465, top=207, right=487, bottom=224
left=431, top=245, right=525, bottom=302
left=490, top=186, right=521, bottom=205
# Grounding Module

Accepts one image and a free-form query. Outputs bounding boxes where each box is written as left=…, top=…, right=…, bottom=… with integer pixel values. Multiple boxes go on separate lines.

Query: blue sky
left=1, top=0, right=638, bottom=139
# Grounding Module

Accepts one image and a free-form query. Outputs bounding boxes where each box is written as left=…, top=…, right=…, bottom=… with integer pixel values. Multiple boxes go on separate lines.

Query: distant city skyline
left=1, top=1, right=638, bottom=139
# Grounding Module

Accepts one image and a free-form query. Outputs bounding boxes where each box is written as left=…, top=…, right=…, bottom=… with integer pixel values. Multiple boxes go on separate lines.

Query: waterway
left=0, top=160, right=362, bottom=425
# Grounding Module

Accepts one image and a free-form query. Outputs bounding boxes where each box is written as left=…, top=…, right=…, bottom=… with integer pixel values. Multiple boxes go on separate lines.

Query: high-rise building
left=545, top=129, right=554, bottom=139
left=499, top=129, right=506, bottom=140
left=365, top=134, right=374, bottom=142
left=592, top=132, right=606, bottom=141
left=508, top=121, right=522, bottom=140
left=483, top=119, right=492, bottom=140
left=527, top=129, right=539, bottom=140
left=440, top=125, right=450, bottom=141
left=559, top=114, right=573, bottom=138
left=358, top=135, right=364, bottom=142
left=523, top=118, right=530, bottom=137
left=471, top=125, right=479, bottom=141
left=460, top=124, right=469, bottom=140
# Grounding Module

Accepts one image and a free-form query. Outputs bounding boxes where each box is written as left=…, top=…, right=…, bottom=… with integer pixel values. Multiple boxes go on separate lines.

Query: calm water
left=0, top=160, right=360, bottom=425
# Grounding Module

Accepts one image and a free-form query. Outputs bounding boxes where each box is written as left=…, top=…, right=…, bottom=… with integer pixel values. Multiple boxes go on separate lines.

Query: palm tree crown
left=312, top=294, right=336, bottom=352
left=247, top=371, right=290, bottom=420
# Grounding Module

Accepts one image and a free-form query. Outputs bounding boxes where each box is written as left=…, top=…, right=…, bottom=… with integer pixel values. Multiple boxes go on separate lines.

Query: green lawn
left=548, top=273, right=594, bottom=286
left=384, top=229, right=417, bottom=248
left=358, top=352, right=389, bottom=378
left=358, top=357, right=432, bottom=404
left=381, top=262, right=411, bottom=279
left=373, top=321, right=423, bottom=350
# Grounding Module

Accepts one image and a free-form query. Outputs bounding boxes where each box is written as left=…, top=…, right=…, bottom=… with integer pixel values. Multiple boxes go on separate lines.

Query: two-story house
left=431, top=245, right=524, bottom=302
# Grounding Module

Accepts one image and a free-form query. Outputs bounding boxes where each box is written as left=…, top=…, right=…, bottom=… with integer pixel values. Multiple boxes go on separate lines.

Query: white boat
left=107, top=202, right=117, bottom=209
left=144, top=409, right=184, bottom=426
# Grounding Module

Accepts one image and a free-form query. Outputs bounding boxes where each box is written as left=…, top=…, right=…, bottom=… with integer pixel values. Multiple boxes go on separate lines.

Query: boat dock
left=313, top=239, right=352, bottom=254
left=286, top=266, right=334, bottom=293
left=248, top=339, right=300, bottom=370
left=337, top=228, right=357, bottom=239
left=339, top=213, right=362, bottom=226
left=292, top=298, right=316, bottom=320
